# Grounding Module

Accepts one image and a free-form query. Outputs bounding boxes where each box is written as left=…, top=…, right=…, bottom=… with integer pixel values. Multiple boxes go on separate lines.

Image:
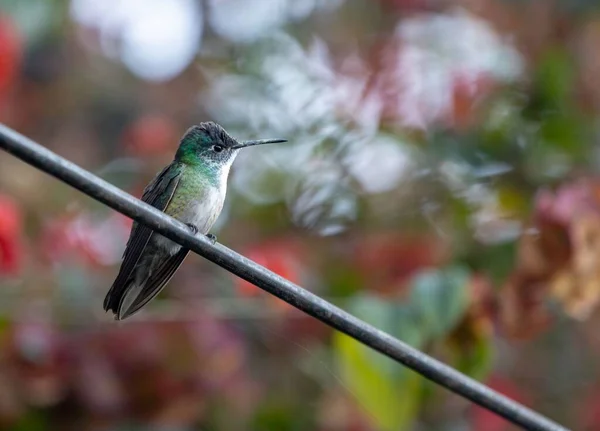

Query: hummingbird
left=104, top=122, right=287, bottom=320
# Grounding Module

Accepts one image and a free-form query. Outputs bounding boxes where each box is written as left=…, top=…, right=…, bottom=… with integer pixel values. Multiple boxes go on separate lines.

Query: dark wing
left=103, top=163, right=182, bottom=312
left=117, top=248, right=190, bottom=320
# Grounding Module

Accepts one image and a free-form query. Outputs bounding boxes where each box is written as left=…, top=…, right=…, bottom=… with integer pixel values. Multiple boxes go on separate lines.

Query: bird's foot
left=186, top=223, right=199, bottom=235
left=206, top=233, right=217, bottom=245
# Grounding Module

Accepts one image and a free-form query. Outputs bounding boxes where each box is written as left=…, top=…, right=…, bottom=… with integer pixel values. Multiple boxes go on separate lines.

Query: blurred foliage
left=1, top=0, right=600, bottom=430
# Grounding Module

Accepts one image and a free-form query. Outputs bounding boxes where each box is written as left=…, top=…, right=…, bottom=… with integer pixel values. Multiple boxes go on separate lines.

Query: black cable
left=0, top=124, right=568, bottom=431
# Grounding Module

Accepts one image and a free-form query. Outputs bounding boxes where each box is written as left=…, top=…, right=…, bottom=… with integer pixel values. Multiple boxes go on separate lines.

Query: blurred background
left=0, top=0, right=599, bottom=430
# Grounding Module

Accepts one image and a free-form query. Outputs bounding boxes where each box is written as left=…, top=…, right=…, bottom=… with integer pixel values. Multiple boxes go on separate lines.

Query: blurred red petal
left=503, top=178, right=600, bottom=331
left=353, top=233, right=447, bottom=296
left=122, top=114, right=178, bottom=157
left=0, top=15, right=21, bottom=100
left=236, top=250, right=268, bottom=297
left=0, top=194, right=23, bottom=275
left=235, top=239, right=306, bottom=313
left=236, top=239, right=303, bottom=296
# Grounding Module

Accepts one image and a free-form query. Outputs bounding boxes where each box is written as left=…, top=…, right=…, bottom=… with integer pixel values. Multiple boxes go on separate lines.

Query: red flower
left=0, top=15, right=21, bottom=101
left=0, top=194, right=23, bottom=275
left=122, top=114, right=178, bottom=157
left=235, top=239, right=305, bottom=312
left=353, top=233, right=448, bottom=296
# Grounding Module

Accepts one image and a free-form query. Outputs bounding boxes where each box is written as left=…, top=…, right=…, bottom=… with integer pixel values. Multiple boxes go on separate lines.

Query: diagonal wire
left=0, top=124, right=568, bottom=431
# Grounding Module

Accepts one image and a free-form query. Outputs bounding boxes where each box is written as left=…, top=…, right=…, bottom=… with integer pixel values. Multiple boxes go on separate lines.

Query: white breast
left=153, top=162, right=231, bottom=255
left=181, top=185, right=225, bottom=233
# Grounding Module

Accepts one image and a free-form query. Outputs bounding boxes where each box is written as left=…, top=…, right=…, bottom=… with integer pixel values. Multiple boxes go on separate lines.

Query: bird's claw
left=186, top=223, right=199, bottom=235
left=185, top=224, right=215, bottom=244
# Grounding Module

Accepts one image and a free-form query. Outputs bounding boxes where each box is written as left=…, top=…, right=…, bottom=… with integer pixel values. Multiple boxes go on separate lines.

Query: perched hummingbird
left=104, top=122, right=287, bottom=320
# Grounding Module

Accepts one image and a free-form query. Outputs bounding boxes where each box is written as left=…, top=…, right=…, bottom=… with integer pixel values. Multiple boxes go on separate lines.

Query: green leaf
left=454, top=331, right=493, bottom=381
left=334, top=332, right=423, bottom=431
left=409, top=266, right=470, bottom=340
left=1, top=0, right=65, bottom=44
left=11, top=411, right=48, bottom=431
left=467, top=242, right=516, bottom=286
left=333, top=295, right=426, bottom=430
left=251, top=401, right=314, bottom=431
left=535, top=49, right=574, bottom=108
left=327, top=264, right=365, bottom=298
left=333, top=267, right=473, bottom=430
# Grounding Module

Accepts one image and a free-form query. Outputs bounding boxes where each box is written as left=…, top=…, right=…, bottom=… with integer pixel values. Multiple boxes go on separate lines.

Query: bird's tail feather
left=107, top=248, right=189, bottom=320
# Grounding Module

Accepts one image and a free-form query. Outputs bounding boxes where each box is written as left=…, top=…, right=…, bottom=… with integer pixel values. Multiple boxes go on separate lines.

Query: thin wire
left=0, top=124, right=569, bottom=431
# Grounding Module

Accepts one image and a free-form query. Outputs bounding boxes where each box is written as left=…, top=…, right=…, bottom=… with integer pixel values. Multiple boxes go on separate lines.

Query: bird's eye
left=212, top=145, right=224, bottom=153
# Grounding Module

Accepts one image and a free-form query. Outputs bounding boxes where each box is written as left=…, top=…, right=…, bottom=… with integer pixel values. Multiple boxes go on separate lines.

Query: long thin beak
left=231, top=138, right=287, bottom=150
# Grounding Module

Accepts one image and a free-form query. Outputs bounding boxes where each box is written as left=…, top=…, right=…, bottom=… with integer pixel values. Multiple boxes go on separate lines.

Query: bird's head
left=175, top=122, right=286, bottom=170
